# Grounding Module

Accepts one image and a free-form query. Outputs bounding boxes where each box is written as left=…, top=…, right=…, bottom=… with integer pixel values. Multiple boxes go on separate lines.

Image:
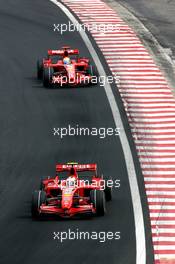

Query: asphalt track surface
left=0, top=1, right=152, bottom=263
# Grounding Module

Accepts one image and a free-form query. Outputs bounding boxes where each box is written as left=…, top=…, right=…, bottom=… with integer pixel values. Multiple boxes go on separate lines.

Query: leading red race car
left=37, top=46, right=98, bottom=87
left=31, top=162, right=112, bottom=218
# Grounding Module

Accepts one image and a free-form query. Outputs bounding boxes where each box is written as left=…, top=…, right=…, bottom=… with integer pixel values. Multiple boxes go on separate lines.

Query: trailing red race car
left=37, top=46, right=98, bottom=87
left=31, top=162, right=112, bottom=218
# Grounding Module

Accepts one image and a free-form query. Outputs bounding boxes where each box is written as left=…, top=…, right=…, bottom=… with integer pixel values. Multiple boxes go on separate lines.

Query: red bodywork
left=39, top=163, right=103, bottom=218
left=43, top=46, right=93, bottom=86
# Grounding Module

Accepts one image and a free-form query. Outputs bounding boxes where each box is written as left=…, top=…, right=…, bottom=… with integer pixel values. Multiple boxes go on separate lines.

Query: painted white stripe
left=122, top=88, right=168, bottom=92
left=144, top=171, right=175, bottom=175
left=149, top=205, right=175, bottom=210
left=137, top=146, right=175, bottom=150
left=131, top=112, right=175, bottom=117
left=146, top=179, right=175, bottom=183
left=122, top=94, right=172, bottom=98
left=86, top=19, right=124, bottom=23
left=93, top=33, right=135, bottom=37
left=82, top=15, right=122, bottom=18
left=111, top=67, right=159, bottom=71
left=97, top=41, right=142, bottom=44
left=130, top=109, right=174, bottom=113
left=77, top=11, right=117, bottom=14
left=138, top=152, right=175, bottom=156
left=96, top=38, right=140, bottom=41
left=79, top=18, right=126, bottom=20
left=78, top=12, right=123, bottom=15
left=129, top=111, right=174, bottom=116
left=103, top=48, right=148, bottom=51
left=101, top=45, right=145, bottom=49
left=146, top=177, right=175, bottom=181
left=79, top=11, right=118, bottom=14
left=119, top=85, right=169, bottom=89
left=142, top=158, right=175, bottom=162
left=135, top=140, right=175, bottom=145
left=150, top=213, right=175, bottom=217
left=104, top=51, right=149, bottom=55
left=151, top=220, right=175, bottom=225
left=117, top=76, right=165, bottom=80
left=154, top=245, right=175, bottom=250
left=135, top=135, right=175, bottom=139
left=145, top=184, right=175, bottom=188
left=111, top=64, right=156, bottom=67
left=152, top=228, right=175, bottom=233
left=53, top=2, right=146, bottom=264
left=109, top=57, right=152, bottom=61
left=142, top=160, right=175, bottom=165
left=134, top=130, right=175, bottom=135
left=145, top=178, right=175, bottom=182
left=154, top=254, right=175, bottom=259
left=131, top=122, right=175, bottom=127
left=127, top=100, right=174, bottom=104
left=106, top=55, right=151, bottom=58
left=146, top=190, right=175, bottom=194
left=91, top=31, right=130, bottom=34
left=149, top=198, right=175, bottom=203
left=95, top=35, right=139, bottom=40
left=130, top=115, right=175, bottom=121
left=81, top=19, right=124, bottom=22
left=153, top=237, right=175, bottom=242
left=119, top=80, right=167, bottom=83
left=98, top=44, right=144, bottom=48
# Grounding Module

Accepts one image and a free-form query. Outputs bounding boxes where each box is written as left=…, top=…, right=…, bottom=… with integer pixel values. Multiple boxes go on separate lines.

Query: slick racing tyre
left=43, top=67, right=54, bottom=88
left=31, top=190, right=46, bottom=218
left=90, top=190, right=106, bottom=216
left=37, top=58, right=43, bottom=79
left=103, top=175, right=113, bottom=201
left=86, top=64, right=98, bottom=76
left=87, top=64, right=99, bottom=85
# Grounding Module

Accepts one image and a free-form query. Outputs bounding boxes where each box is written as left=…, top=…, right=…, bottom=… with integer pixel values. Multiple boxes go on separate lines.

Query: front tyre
left=31, top=190, right=46, bottom=218
left=90, top=190, right=106, bottom=216
left=37, top=59, right=43, bottom=79
left=43, top=67, right=54, bottom=88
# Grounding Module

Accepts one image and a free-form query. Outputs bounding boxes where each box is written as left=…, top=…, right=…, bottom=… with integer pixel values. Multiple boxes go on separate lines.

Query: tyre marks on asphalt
left=62, top=0, right=175, bottom=263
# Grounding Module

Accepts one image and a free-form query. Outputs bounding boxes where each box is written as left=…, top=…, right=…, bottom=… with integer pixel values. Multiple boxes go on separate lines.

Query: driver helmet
left=63, top=57, right=71, bottom=65
left=63, top=51, right=71, bottom=65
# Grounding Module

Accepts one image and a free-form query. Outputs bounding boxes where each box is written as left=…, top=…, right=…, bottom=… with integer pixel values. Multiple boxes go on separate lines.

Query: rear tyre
left=43, top=67, right=54, bottom=88
left=103, top=176, right=113, bottom=201
left=37, top=59, right=43, bottom=79
left=87, top=64, right=99, bottom=85
left=31, top=190, right=46, bottom=218
left=90, top=190, right=106, bottom=216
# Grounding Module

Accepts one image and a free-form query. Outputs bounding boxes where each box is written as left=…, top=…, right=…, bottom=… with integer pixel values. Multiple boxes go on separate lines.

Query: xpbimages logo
left=53, top=125, right=120, bottom=139
left=52, top=73, right=120, bottom=87
left=59, top=178, right=121, bottom=191
left=53, top=21, right=121, bottom=34
left=53, top=229, right=121, bottom=243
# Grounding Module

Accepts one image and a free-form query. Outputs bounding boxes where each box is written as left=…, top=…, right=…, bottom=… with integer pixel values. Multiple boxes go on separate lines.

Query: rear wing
left=56, top=163, right=97, bottom=172
left=48, top=49, right=79, bottom=56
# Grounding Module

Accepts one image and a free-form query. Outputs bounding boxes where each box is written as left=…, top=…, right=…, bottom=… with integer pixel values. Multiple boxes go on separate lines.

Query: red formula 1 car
left=31, top=162, right=112, bottom=218
left=37, top=46, right=98, bottom=88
